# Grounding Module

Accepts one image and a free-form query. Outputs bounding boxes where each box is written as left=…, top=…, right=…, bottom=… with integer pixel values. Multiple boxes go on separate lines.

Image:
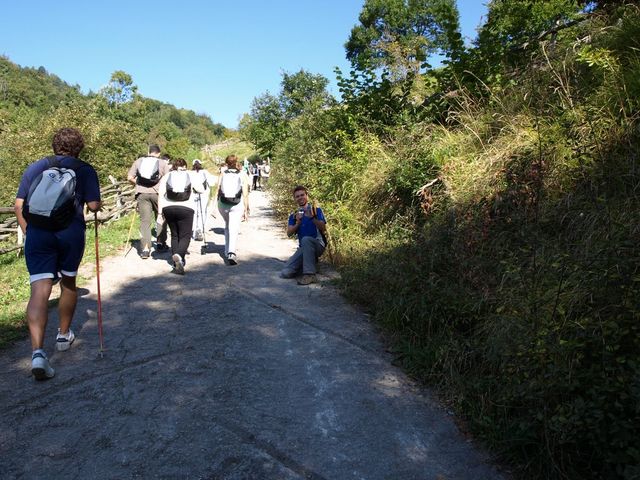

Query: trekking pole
left=123, top=208, right=136, bottom=257
left=312, top=199, right=334, bottom=264
left=198, top=193, right=208, bottom=255
left=201, top=195, right=207, bottom=234
left=94, top=212, right=105, bottom=357
left=325, top=229, right=335, bottom=264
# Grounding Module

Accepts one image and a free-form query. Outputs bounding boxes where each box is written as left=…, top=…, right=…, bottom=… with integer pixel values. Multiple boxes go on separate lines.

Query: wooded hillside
left=0, top=57, right=227, bottom=206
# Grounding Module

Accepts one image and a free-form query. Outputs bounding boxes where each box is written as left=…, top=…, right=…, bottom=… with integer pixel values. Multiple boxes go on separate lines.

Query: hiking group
left=247, top=158, right=271, bottom=191
left=128, top=146, right=249, bottom=270
left=14, top=128, right=327, bottom=380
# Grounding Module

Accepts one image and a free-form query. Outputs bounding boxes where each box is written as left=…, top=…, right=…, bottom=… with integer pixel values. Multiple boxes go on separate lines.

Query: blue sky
left=0, top=1, right=487, bottom=129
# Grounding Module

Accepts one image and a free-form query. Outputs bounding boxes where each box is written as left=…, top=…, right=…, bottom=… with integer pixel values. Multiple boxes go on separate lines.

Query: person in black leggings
left=158, top=158, right=195, bottom=274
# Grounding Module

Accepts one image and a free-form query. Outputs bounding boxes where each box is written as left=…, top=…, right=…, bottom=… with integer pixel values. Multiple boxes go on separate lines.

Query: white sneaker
left=31, top=351, right=55, bottom=380
left=172, top=254, right=185, bottom=275
left=56, top=329, right=75, bottom=352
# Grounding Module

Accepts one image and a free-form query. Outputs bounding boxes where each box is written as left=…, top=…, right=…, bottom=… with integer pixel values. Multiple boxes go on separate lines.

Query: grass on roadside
left=202, top=139, right=257, bottom=166
left=0, top=212, right=139, bottom=349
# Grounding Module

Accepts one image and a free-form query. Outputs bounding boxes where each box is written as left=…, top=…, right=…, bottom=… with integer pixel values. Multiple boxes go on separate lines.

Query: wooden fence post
left=109, top=175, right=123, bottom=221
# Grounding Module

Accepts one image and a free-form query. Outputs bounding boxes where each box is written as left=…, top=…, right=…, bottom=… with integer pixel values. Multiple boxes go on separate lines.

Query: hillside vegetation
left=241, top=2, right=640, bottom=479
left=0, top=58, right=228, bottom=206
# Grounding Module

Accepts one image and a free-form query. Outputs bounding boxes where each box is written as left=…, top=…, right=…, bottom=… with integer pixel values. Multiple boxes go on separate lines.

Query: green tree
left=100, top=70, right=137, bottom=106
left=345, top=0, right=464, bottom=75
left=241, top=69, right=334, bottom=157
left=280, top=70, right=333, bottom=119
left=472, top=0, right=593, bottom=80
left=242, top=92, right=285, bottom=157
left=164, top=136, right=191, bottom=159
left=339, top=0, right=465, bottom=130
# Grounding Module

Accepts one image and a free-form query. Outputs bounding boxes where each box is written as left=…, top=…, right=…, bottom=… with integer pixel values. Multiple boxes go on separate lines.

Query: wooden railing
left=0, top=176, right=136, bottom=256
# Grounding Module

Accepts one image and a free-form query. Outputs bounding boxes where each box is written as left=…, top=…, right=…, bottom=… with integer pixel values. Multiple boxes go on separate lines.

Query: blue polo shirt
left=288, top=206, right=326, bottom=246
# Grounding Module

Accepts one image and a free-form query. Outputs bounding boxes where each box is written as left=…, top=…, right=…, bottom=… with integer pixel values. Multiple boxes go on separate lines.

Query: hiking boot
left=31, top=351, right=55, bottom=380
left=155, top=243, right=169, bottom=253
left=56, top=329, right=75, bottom=352
left=297, top=274, right=316, bottom=285
left=227, top=252, right=237, bottom=265
left=172, top=254, right=185, bottom=275
left=141, top=249, right=150, bottom=259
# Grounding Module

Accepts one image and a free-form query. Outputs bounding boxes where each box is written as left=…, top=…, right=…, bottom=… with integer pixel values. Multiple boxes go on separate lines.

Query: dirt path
left=0, top=191, right=504, bottom=480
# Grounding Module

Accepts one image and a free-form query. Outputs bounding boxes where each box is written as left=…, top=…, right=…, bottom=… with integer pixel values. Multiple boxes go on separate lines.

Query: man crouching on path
left=280, top=185, right=327, bottom=285
left=14, top=128, right=101, bottom=380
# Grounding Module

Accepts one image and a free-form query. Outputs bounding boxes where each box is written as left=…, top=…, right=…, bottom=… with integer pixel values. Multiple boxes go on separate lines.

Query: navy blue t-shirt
left=16, top=155, right=101, bottom=228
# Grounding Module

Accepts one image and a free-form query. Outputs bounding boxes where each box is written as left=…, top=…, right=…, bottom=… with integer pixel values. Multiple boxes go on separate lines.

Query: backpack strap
left=45, top=156, right=59, bottom=168
left=46, top=155, right=87, bottom=172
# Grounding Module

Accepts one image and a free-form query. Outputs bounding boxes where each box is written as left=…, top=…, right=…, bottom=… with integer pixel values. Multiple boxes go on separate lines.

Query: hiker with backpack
left=261, top=159, right=271, bottom=188
left=280, top=185, right=327, bottom=285
left=191, top=159, right=216, bottom=241
left=157, top=158, right=195, bottom=275
left=14, top=128, right=101, bottom=380
left=251, top=162, right=260, bottom=191
left=214, top=154, right=250, bottom=265
left=127, top=144, right=170, bottom=259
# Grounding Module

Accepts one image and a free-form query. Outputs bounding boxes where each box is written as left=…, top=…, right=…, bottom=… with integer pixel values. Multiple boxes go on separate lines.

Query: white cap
left=192, top=159, right=202, bottom=165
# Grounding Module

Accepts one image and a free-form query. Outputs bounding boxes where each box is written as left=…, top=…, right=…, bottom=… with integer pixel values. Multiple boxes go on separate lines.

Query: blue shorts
left=25, top=222, right=86, bottom=284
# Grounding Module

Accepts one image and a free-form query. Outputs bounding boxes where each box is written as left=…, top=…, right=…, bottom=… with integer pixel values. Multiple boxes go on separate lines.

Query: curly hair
left=52, top=128, right=85, bottom=157
left=225, top=154, right=239, bottom=169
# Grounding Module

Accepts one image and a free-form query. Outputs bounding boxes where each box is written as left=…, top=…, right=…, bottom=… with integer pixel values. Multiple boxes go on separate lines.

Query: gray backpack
left=24, top=157, right=83, bottom=230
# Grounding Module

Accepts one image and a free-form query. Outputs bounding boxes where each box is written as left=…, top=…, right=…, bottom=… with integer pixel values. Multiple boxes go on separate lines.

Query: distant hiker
left=251, top=162, right=259, bottom=191
left=280, top=185, right=326, bottom=285
left=14, top=128, right=101, bottom=380
left=261, top=159, right=271, bottom=188
left=127, top=144, right=170, bottom=258
left=191, top=159, right=216, bottom=241
left=257, top=162, right=264, bottom=190
left=214, top=154, right=250, bottom=265
left=158, top=158, right=195, bottom=275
